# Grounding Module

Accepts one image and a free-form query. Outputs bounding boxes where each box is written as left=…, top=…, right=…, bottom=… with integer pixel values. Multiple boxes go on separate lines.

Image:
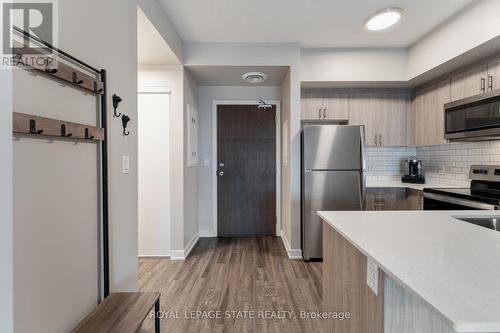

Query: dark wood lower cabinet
left=365, top=188, right=423, bottom=211
left=323, top=222, right=384, bottom=333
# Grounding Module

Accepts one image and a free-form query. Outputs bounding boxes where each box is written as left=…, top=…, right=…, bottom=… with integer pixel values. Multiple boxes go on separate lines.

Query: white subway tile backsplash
left=366, top=140, right=500, bottom=187
left=417, top=141, right=500, bottom=187
left=366, top=146, right=416, bottom=182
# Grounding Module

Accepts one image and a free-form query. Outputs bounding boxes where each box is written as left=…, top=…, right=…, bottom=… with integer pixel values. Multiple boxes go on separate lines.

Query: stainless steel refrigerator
left=301, top=124, right=366, bottom=260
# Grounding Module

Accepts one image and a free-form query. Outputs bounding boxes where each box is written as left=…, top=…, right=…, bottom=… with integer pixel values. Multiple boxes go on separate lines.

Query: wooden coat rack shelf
left=13, top=44, right=104, bottom=95
left=13, top=112, right=104, bottom=141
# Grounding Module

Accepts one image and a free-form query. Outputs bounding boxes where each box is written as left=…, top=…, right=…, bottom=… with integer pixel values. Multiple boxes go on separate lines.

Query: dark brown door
left=217, top=104, right=276, bottom=237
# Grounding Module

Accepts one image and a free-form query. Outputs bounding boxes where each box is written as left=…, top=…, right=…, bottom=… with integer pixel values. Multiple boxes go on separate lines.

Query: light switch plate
left=367, top=257, right=379, bottom=296
left=122, top=155, right=130, bottom=174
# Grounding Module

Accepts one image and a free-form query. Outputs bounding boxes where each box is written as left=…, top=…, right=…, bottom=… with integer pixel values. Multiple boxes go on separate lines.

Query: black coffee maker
left=402, top=156, right=425, bottom=184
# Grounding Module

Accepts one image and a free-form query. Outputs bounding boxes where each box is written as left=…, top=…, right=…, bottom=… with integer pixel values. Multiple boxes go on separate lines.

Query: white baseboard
left=280, top=231, right=303, bottom=260
left=138, top=255, right=170, bottom=258
left=199, top=230, right=215, bottom=237
left=170, top=233, right=199, bottom=260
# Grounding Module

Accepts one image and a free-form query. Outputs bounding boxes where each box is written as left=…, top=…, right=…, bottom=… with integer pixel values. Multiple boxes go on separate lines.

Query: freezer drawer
left=302, top=170, right=365, bottom=259
left=302, top=125, right=365, bottom=170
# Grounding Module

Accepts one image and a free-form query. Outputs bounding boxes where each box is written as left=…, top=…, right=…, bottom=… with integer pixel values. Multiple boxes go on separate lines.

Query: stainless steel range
left=424, top=165, right=500, bottom=210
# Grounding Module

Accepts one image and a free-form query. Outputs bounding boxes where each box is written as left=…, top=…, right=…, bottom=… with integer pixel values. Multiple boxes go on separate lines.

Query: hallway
left=138, top=237, right=322, bottom=333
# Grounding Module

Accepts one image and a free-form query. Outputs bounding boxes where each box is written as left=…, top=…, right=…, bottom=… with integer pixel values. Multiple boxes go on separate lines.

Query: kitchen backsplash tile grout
left=366, top=141, right=500, bottom=187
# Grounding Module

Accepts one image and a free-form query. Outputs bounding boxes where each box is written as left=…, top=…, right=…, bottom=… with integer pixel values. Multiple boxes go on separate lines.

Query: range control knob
left=481, top=169, right=488, bottom=174
left=473, top=169, right=480, bottom=174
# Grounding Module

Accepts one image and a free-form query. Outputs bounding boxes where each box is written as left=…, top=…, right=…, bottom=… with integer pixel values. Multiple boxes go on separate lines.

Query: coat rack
left=12, top=26, right=110, bottom=299
left=13, top=112, right=105, bottom=141
left=13, top=42, right=104, bottom=95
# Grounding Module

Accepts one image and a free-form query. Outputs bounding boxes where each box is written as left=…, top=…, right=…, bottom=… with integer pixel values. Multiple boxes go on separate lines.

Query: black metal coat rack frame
left=12, top=26, right=110, bottom=299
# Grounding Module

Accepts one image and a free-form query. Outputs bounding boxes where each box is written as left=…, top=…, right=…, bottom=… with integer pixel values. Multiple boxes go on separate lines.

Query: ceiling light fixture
left=365, top=7, right=403, bottom=31
left=242, top=72, right=267, bottom=84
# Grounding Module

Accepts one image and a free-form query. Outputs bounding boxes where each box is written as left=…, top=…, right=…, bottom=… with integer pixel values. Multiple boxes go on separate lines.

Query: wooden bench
left=71, top=292, right=160, bottom=333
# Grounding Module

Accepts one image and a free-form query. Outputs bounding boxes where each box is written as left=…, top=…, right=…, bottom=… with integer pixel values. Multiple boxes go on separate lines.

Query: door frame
left=212, top=100, right=282, bottom=237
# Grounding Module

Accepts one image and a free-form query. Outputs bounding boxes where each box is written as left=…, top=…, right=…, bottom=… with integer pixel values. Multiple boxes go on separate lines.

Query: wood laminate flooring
left=138, top=237, right=322, bottom=333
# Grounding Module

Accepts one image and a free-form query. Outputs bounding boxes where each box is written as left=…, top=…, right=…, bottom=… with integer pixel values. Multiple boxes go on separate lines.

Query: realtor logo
left=1, top=0, right=58, bottom=68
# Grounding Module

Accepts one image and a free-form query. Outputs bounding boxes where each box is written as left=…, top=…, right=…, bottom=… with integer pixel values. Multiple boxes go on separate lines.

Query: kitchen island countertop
left=319, top=210, right=500, bottom=333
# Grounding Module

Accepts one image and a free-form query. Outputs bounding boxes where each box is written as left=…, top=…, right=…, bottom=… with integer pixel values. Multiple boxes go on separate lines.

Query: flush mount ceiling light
left=365, top=7, right=403, bottom=31
left=242, top=72, right=268, bottom=84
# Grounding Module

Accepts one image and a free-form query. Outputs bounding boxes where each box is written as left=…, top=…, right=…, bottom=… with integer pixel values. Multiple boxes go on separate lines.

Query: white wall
left=182, top=70, right=199, bottom=253
left=137, top=65, right=187, bottom=257
left=138, top=92, right=171, bottom=256
left=301, top=48, right=408, bottom=83
left=12, top=0, right=139, bottom=331
left=137, top=0, right=183, bottom=62
left=137, top=65, right=198, bottom=259
left=1, top=68, right=13, bottom=333
left=279, top=70, right=297, bottom=256
left=197, top=86, right=282, bottom=236
left=408, top=0, right=500, bottom=79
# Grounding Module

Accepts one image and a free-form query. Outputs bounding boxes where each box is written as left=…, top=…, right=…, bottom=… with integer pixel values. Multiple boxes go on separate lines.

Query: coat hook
left=121, top=114, right=130, bottom=136
left=45, top=67, right=58, bottom=74
left=61, top=124, right=72, bottom=137
left=29, top=119, right=43, bottom=134
left=94, top=82, right=103, bottom=93
left=112, top=94, right=122, bottom=117
left=85, top=128, right=94, bottom=140
left=72, top=72, right=83, bottom=85
left=45, top=62, right=58, bottom=74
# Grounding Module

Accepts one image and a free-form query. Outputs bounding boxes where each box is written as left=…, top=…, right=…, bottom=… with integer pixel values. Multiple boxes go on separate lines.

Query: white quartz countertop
left=366, top=179, right=465, bottom=191
left=318, top=210, right=500, bottom=333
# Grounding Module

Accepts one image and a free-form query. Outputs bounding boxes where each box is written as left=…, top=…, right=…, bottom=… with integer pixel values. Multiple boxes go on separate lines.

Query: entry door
left=217, top=104, right=276, bottom=236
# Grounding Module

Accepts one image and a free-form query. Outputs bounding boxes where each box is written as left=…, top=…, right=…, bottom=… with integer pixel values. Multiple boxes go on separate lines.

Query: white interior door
left=138, top=92, right=171, bottom=256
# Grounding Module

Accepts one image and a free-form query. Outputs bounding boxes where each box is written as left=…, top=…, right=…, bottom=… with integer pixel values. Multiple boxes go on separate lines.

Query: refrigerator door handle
left=360, top=171, right=366, bottom=210
left=360, top=126, right=367, bottom=171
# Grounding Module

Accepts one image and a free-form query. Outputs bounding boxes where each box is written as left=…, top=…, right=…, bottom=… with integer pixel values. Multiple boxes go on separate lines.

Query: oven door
left=423, top=192, right=498, bottom=210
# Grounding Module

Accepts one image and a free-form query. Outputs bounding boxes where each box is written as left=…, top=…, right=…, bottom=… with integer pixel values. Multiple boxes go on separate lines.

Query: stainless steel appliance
left=444, top=89, right=500, bottom=141
left=423, top=165, right=500, bottom=210
left=402, top=156, right=425, bottom=184
left=301, top=124, right=366, bottom=260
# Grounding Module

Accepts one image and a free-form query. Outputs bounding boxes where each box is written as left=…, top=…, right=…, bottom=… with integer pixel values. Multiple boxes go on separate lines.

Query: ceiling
left=137, top=8, right=180, bottom=65
left=186, top=66, right=289, bottom=86
left=158, top=0, right=473, bottom=48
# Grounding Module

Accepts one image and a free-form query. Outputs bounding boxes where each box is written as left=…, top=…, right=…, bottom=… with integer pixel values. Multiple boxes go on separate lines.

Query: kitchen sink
left=453, top=216, right=500, bottom=232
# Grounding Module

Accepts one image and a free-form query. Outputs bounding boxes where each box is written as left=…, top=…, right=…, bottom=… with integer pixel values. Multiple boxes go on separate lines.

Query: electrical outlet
left=439, top=162, right=445, bottom=175
left=367, top=257, right=379, bottom=296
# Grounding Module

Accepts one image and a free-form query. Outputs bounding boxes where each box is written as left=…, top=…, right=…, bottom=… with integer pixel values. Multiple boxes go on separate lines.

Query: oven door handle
left=424, top=192, right=498, bottom=210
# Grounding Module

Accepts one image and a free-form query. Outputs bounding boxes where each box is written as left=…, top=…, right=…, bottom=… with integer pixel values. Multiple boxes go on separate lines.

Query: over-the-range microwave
left=444, top=89, right=500, bottom=141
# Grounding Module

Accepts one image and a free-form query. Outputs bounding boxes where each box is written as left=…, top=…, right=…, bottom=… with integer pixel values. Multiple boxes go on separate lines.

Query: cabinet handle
left=323, top=108, right=326, bottom=119
left=379, top=134, right=382, bottom=146
left=318, top=108, right=322, bottom=119
left=488, top=75, right=493, bottom=91
left=481, top=77, right=486, bottom=92
left=374, top=134, right=378, bottom=146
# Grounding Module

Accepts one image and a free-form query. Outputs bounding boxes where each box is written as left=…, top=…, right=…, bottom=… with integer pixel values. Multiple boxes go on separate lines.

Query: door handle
left=323, top=108, right=326, bottom=119
left=488, top=75, right=493, bottom=91
left=481, top=77, right=486, bottom=92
